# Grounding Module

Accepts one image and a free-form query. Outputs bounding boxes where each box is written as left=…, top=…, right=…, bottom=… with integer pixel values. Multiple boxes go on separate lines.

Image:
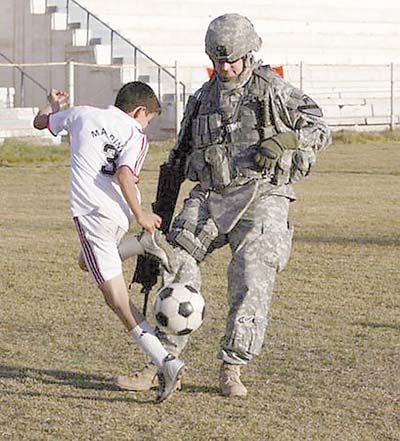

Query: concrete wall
left=0, top=0, right=399, bottom=132
left=77, top=0, right=400, bottom=66
left=0, top=0, right=120, bottom=109
left=74, top=0, right=400, bottom=129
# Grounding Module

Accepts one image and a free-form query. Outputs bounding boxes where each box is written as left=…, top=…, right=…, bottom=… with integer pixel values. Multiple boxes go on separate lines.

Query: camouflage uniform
left=160, top=14, right=331, bottom=365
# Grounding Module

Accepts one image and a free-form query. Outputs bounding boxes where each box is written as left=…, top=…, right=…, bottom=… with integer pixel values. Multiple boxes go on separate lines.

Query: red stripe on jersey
left=73, top=217, right=105, bottom=286
left=133, top=135, right=148, bottom=176
left=117, top=165, right=140, bottom=183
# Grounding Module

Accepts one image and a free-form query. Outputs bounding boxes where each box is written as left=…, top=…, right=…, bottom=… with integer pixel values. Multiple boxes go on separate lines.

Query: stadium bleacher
left=0, top=0, right=399, bottom=139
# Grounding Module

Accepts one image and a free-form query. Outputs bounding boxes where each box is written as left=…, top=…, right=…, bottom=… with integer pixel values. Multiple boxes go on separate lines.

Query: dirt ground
left=0, top=140, right=399, bottom=440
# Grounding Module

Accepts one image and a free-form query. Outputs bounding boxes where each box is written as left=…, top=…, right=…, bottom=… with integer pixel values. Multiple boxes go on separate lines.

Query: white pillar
left=174, top=60, right=182, bottom=137
left=68, top=61, right=75, bottom=107
left=390, top=62, right=395, bottom=131
left=299, top=61, right=304, bottom=91
left=30, top=0, right=46, bottom=14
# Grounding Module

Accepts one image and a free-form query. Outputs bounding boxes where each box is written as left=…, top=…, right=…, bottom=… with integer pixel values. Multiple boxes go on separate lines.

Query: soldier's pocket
left=276, top=222, right=294, bottom=272
left=186, top=150, right=212, bottom=188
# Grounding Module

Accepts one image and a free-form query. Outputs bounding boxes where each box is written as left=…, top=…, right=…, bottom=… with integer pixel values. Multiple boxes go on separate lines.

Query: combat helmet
left=205, top=13, right=262, bottom=62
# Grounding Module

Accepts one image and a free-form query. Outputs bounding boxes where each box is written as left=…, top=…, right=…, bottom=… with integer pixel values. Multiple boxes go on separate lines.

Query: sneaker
left=155, top=355, right=185, bottom=403
left=219, top=362, right=248, bottom=397
left=115, top=363, right=159, bottom=391
left=138, top=230, right=176, bottom=273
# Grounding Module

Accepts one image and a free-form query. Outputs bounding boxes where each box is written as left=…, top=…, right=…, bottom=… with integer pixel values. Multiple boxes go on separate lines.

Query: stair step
left=68, top=22, right=81, bottom=30
left=0, top=108, right=37, bottom=119
left=0, top=107, right=61, bottom=144
left=112, top=57, right=124, bottom=65
left=89, top=37, right=102, bottom=45
left=0, top=127, right=59, bottom=142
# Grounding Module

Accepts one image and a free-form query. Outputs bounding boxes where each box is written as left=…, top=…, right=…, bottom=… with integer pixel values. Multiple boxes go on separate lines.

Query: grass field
left=0, top=138, right=399, bottom=440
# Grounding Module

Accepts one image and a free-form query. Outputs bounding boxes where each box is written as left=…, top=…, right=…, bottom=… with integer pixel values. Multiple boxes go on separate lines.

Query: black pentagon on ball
left=201, top=305, right=206, bottom=320
left=155, top=311, right=169, bottom=327
left=177, top=328, right=193, bottom=336
left=178, top=301, right=194, bottom=318
left=159, top=287, right=173, bottom=300
left=185, top=284, right=197, bottom=293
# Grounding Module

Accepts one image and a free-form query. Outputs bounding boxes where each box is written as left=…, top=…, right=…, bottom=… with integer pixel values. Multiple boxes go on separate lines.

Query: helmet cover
left=205, top=13, right=262, bottom=62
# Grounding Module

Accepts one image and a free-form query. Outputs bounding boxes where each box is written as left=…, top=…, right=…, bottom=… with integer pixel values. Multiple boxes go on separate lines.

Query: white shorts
left=74, top=214, right=126, bottom=286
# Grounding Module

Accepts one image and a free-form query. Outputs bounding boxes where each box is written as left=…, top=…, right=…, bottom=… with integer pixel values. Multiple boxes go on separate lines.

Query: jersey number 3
left=101, top=144, right=119, bottom=175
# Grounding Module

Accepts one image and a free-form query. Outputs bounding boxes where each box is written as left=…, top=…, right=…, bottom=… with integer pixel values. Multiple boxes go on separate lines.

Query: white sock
left=129, top=321, right=169, bottom=369
left=118, top=236, right=144, bottom=261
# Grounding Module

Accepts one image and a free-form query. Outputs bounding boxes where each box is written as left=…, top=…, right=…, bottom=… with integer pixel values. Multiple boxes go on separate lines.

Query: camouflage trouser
left=162, top=185, right=293, bottom=365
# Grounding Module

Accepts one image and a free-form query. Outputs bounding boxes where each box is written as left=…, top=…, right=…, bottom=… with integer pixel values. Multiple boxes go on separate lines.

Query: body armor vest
left=186, top=67, right=275, bottom=192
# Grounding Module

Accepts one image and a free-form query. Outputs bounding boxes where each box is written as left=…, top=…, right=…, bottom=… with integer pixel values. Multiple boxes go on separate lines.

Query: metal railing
left=0, top=51, right=47, bottom=106
left=44, top=0, right=186, bottom=108
left=281, top=62, right=400, bottom=130
left=0, top=60, right=185, bottom=139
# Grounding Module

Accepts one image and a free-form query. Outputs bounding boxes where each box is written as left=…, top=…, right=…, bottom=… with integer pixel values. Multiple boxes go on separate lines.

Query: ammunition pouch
left=204, top=144, right=236, bottom=191
left=191, top=113, right=224, bottom=147
left=188, top=111, right=237, bottom=191
left=169, top=219, right=215, bottom=262
left=186, top=142, right=236, bottom=192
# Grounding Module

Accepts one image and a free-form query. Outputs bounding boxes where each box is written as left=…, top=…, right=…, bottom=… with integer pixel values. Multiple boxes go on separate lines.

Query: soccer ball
left=153, top=283, right=205, bottom=336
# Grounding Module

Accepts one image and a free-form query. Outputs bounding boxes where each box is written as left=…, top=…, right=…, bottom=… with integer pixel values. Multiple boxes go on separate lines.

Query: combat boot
left=116, top=362, right=182, bottom=392
left=219, top=362, right=248, bottom=397
left=116, top=363, right=158, bottom=391
left=138, top=230, right=176, bottom=273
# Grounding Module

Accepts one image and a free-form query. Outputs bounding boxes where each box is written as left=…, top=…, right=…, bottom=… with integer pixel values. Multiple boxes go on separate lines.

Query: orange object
left=206, top=65, right=284, bottom=79
left=272, top=65, right=284, bottom=78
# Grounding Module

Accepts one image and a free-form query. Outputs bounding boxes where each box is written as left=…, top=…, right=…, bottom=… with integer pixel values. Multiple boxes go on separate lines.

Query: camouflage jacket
left=170, top=64, right=330, bottom=188
left=168, top=64, right=331, bottom=231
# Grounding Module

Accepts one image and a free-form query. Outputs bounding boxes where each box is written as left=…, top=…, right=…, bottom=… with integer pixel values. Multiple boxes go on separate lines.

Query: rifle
left=130, top=95, right=200, bottom=315
left=130, top=161, right=185, bottom=315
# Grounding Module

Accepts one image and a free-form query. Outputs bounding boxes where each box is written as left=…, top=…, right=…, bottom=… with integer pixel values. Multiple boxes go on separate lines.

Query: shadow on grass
left=0, top=364, right=220, bottom=402
left=0, top=388, right=156, bottom=404
left=296, top=235, right=400, bottom=247
left=315, top=170, right=400, bottom=177
left=181, top=383, right=220, bottom=395
left=0, top=364, right=119, bottom=391
left=353, top=321, right=400, bottom=331
left=0, top=364, right=162, bottom=404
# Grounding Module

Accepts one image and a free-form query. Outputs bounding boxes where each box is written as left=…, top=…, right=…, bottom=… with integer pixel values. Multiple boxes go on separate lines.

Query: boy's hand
left=33, top=89, right=70, bottom=130
left=48, top=89, right=69, bottom=113
left=136, top=210, right=162, bottom=233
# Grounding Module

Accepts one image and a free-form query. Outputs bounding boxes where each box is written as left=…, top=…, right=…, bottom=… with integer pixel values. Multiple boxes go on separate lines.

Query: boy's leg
left=115, top=246, right=200, bottom=392
left=75, top=215, right=183, bottom=402
left=116, top=185, right=228, bottom=392
left=78, top=231, right=176, bottom=273
left=99, top=275, right=184, bottom=402
left=98, top=275, right=170, bottom=362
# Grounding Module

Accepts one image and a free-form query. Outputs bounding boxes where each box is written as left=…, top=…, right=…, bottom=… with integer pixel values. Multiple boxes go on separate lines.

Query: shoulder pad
left=253, top=64, right=279, bottom=83
left=184, top=92, right=203, bottom=120
left=297, top=95, right=323, bottom=118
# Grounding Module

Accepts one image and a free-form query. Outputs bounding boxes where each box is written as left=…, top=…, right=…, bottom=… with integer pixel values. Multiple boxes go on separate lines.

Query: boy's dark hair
left=114, top=81, right=161, bottom=114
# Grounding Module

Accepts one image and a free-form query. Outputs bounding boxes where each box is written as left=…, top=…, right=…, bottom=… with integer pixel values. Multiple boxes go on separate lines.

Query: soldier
left=117, top=13, right=331, bottom=397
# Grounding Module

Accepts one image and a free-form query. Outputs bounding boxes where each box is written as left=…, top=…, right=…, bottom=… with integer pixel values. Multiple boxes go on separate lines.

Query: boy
left=33, top=82, right=184, bottom=403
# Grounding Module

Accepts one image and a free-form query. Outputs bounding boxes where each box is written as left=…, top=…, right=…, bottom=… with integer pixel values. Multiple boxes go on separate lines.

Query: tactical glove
left=254, top=132, right=299, bottom=171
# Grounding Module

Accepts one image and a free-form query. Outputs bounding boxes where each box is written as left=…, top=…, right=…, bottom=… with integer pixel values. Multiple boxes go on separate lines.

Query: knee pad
left=162, top=247, right=201, bottom=291
left=169, top=219, right=215, bottom=262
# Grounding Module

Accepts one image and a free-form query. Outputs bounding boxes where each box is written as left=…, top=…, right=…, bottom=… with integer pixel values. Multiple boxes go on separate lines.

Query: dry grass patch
left=0, top=139, right=399, bottom=440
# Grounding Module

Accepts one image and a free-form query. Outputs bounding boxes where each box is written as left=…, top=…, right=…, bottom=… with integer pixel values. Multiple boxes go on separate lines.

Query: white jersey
left=48, top=105, right=148, bottom=231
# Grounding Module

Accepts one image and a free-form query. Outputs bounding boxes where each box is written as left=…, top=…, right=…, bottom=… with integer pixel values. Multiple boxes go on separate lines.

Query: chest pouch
left=191, top=113, right=224, bottom=148
left=204, top=144, right=235, bottom=192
